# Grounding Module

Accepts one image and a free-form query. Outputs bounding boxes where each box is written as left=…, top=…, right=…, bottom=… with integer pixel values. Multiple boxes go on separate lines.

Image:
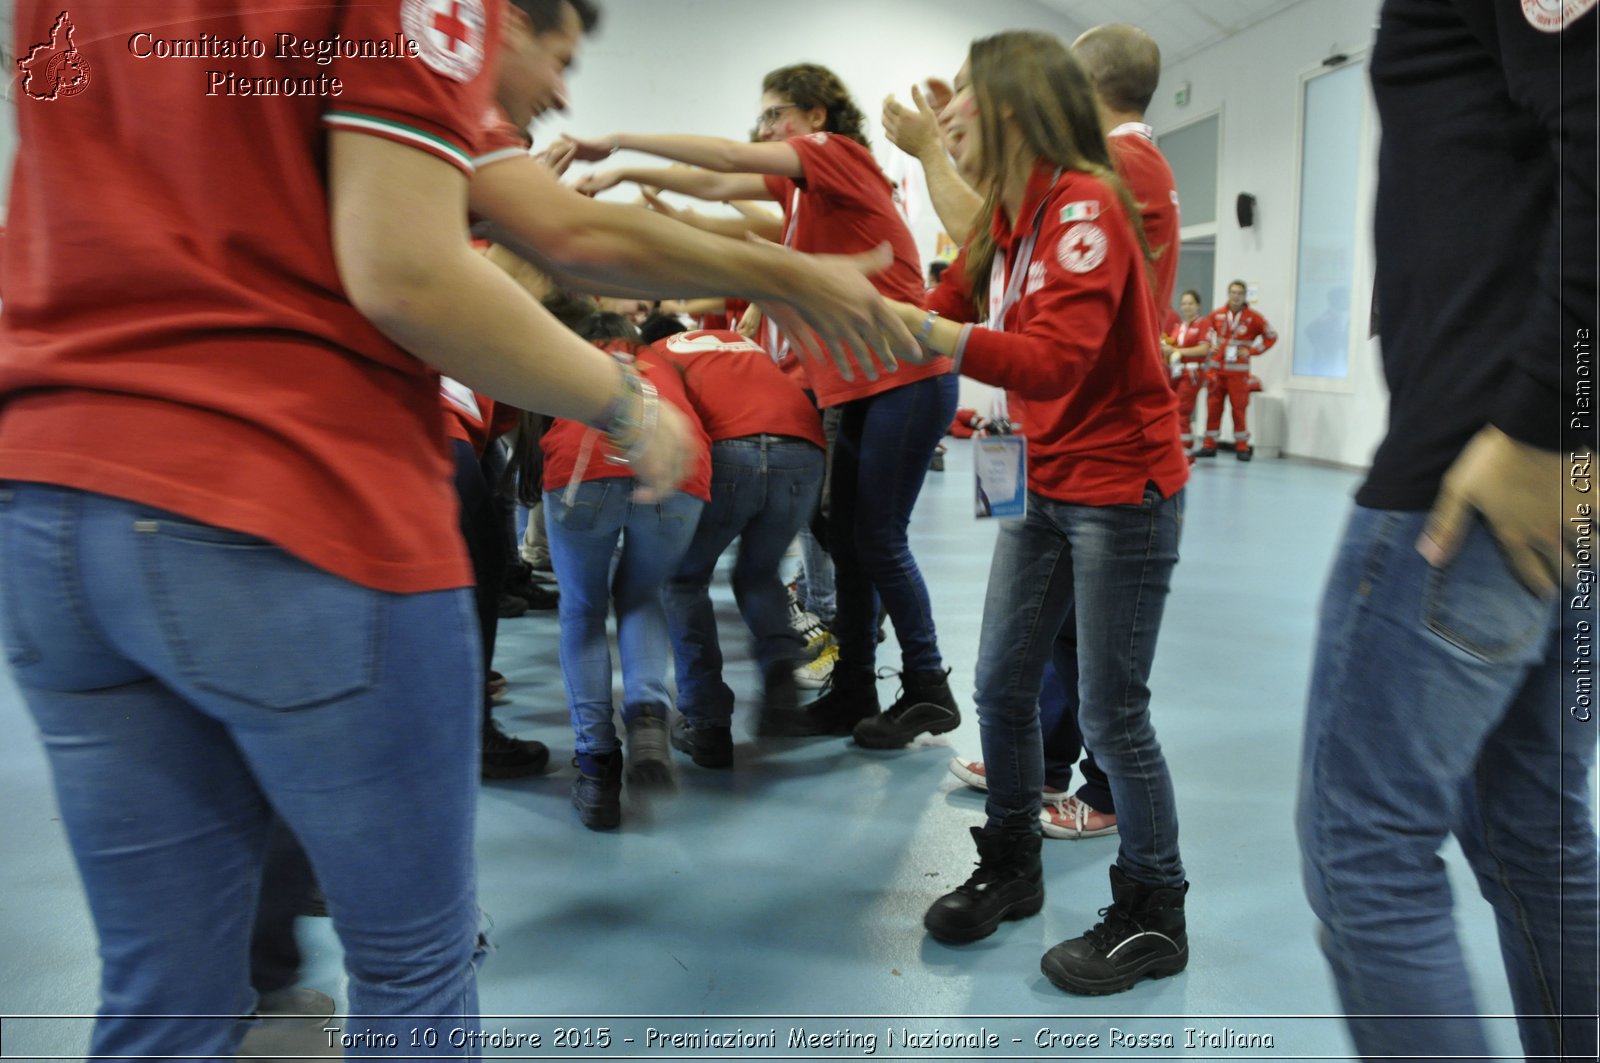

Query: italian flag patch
left=1059, top=201, right=1100, bottom=223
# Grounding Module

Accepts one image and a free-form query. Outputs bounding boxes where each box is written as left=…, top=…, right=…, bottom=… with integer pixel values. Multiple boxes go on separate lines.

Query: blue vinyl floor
left=0, top=442, right=1580, bottom=1060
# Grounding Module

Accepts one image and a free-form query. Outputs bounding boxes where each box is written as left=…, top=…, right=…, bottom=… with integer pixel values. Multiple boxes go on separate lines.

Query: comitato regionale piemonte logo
left=19, top=11, right=92, bottom=101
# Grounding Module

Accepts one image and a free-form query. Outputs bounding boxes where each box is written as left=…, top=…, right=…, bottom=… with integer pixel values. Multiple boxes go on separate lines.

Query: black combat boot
left=853, top=668, right=960, bottom=749
left=923, top=826, right=1045, bottom=943
left=571, top=750, right=624, bottom=831
left=793, top=665, right=879, bottom=736
left=1040, top=864, right=1188, bottom=995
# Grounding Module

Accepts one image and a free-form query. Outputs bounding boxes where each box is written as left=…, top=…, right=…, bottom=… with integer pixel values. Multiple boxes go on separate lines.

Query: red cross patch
left=1055, top=223, right=1108, bottom=274
left=402, top=0, right=488, bottom=81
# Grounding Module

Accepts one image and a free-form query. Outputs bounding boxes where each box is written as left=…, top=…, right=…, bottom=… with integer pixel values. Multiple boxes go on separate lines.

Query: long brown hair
left=963, top=32, right=1153, bottom=314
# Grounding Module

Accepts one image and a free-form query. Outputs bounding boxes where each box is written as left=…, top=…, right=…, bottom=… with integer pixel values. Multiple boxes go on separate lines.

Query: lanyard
left=764, top=188, right=804, bottom=364
left=986, top=168, right=1063, bottom=332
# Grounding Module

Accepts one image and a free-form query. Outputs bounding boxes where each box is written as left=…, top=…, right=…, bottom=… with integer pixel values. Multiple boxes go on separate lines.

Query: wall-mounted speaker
left=1236, top=193, right=1257, bottom=228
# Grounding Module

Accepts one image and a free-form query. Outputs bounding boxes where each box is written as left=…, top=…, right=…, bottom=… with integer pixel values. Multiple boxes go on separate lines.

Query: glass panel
left=1173, top=240, right=1215, bottom=317
left=1157, top=116, right=1218, bottom=228
left=1292, top=62, right=1365, bottom=378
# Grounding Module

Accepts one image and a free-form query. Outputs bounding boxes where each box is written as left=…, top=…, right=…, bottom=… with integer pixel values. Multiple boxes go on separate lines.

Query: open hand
left=755, top=241, right=926, bottom=383
left=573, top=170, right=627, bottom=197
left=558, top=133, right=619, bottom=163
left=882, top=84, right=943, bottom=159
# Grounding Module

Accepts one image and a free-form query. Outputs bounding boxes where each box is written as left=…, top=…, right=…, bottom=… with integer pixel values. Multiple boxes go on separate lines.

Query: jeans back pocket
left=138, top=518, right=383, bottom=710
left=1423, top=518, right=1555, bottom=666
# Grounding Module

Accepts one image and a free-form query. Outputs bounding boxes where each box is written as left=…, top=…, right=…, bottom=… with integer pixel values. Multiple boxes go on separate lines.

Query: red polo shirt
left=764, top=133, right=950, bottom=406
left=0, top=0, right=502, bottom=592
left=655, top=330, right=825, bottom=448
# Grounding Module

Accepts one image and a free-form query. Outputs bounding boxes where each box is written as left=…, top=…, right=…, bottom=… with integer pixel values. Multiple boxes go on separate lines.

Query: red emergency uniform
left=1168, top=317, right=1215, bottom=451
left=1202, top=303, right=1277, bottom=453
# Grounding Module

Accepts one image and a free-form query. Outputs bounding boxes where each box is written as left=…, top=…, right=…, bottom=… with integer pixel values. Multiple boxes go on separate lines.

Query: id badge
left=975, top=435, right=1027, bottom=520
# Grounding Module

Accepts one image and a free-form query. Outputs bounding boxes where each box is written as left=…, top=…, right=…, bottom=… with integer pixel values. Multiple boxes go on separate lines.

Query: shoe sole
left=576, top=806, right=621, bottom=831
left=948, top=759, right=987, bottom=791
left=1040, top=821, right=1120, bottom=840
left=852, top=707, right=961, bottom=750
left=924, top=890, right=1045, bottom=944
left=1039, top=946, right=1188, bottom=995
left=668, top=728, right=733, bottom=769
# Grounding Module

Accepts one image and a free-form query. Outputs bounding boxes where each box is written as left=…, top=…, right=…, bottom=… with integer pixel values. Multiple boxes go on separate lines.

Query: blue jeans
left=829, top=374, right=958, bottom=672
left=666, top=438, right=823, bottom=725
left=974, top=486, right=1185, bottom=887
left=794, top=524, right=836, bottom=625
left=0, top=483, right=484, bottom=1059
left=545, top=482, right=702, bottom=755
left=1040, top=623, right=1115, bottom=810
left=1297, top=507, right=1597, bottom=1061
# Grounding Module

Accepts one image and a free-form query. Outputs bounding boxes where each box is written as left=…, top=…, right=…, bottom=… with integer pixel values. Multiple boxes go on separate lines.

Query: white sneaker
left=947, top=757, right=1070, bottom=802
left=793, top=638, right=838, bottom=689
left=948, top=757, right=988, bottom=790
left=789, top=607, right=826, bottom=648
left=1040, top=793, right=1119, bottom=839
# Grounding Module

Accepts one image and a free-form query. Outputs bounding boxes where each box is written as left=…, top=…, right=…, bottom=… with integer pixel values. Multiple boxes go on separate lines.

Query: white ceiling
left=1031, top=0, right=1315, bottom=65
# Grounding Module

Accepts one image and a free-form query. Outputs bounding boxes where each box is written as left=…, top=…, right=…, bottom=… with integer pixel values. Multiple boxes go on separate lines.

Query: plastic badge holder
left=975, top=435, right=1027, bottom=520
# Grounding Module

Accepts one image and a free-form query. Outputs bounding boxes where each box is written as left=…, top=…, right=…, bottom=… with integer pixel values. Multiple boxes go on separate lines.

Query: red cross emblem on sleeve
left=402, top=0, right=487, bottom=81
left=1056, top=223, right=1108, bottom=274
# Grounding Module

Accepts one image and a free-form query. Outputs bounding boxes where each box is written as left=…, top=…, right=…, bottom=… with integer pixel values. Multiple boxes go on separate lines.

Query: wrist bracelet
left=918, top=309, right=941, bottom=343
left=606, top=135, right=621, bottom=158
left=598, top=366, right=659, bottom=467
left=590, top=364, right=640, bottom=437
left=608, top=380, right=659, bottom=468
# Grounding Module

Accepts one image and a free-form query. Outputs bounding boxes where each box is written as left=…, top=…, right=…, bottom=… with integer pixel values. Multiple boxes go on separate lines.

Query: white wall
left=1146, top=0, right=1387, bottom=467
left=549, top=0, right=1080, bottom=255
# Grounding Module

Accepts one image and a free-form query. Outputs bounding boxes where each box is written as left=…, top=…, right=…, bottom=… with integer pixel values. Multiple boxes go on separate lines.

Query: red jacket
left=1206, top=305, right=1277, bottom=373
left=925, top=163, right=1187, bottom=506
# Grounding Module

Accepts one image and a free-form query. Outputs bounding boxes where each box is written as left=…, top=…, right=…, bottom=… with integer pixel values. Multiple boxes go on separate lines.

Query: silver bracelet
left=918, top=309, right=941, bottom=343
left=604, top=377, right=660, bottom=467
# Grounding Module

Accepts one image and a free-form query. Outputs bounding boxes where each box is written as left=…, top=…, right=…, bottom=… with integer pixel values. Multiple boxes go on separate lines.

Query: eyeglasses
left=756, top=104, right=801, bottom=128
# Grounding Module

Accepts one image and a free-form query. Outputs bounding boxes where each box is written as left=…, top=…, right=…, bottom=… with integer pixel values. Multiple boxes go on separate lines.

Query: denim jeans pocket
left=553, top=482, right=612, bottom=532
left=1422, top=520, right=1552, bottom=665
left=138, top=516, right=383, bottom=710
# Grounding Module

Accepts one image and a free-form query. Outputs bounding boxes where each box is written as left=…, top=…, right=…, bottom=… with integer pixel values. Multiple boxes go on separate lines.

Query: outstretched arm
left=568, top=131, right=805, bottom=178
left=469, top=152, right=920, bottom=382
left=574, top=164, right=772, bottom=204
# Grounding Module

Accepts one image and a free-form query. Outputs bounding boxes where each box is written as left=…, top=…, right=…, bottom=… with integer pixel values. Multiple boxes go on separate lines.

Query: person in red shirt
left=1163, top=289, right=1216, bottom=454
left=883, top=31, right=1189, bottom=996
left=657, top=329, right=827, bottom=760
left=0, top=1, right=698, bottom=1055
left=1199, top=279, right=1278, bottom=460
left=885, top=24, right=1181, bottom=845
left=542, top=316, right=713, bottom=831
left=568, top=63, right=962, bottom=746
